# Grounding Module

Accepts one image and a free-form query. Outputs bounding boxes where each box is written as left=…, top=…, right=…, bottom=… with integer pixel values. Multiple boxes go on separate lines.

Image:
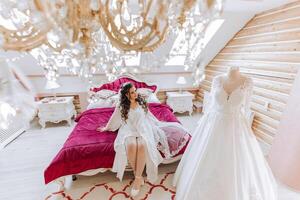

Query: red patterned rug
left=45, top=171, right=176, bottom=200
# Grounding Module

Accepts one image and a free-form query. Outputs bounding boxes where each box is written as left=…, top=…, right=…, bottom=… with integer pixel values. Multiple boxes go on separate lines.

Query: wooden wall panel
left=198, top=1, right=300, bottom=145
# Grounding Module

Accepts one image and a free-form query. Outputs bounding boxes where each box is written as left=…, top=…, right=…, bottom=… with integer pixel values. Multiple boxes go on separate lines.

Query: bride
left=97, top=82, right=189, bottom=197
left=173, top=67, right=278, bottom=200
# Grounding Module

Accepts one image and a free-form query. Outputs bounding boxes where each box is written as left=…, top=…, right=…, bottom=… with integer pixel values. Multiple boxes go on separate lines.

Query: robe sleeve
left=147, top=109, right=160, bottom=125
left=105, top=104, right=122, bottom=131
left=243, top=77, right=253, bottom=114
left=242, top=77, right=255, bottom=125
left=211, top=75, right=220, bottom=91
left=203, top=75, right=220, bottom=113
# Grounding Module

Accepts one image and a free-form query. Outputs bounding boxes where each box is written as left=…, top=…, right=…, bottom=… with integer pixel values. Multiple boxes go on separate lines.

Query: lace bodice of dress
left=209, top=75, right=253, bottom=114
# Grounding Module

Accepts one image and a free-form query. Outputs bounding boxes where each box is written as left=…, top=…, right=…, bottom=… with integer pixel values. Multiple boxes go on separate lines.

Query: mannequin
left=173, top=66, right=277, bottom=200
left=222, top=66, right=247, bottom=99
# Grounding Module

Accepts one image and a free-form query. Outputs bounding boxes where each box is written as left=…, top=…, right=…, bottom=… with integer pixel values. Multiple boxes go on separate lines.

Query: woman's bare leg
left=133, top=137, right=146, bottom=190
left=125, top=137, right=137, bottom=174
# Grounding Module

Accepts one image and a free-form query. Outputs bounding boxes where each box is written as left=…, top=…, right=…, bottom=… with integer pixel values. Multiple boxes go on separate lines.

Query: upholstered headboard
left=91, top=74, right=157, bottom=93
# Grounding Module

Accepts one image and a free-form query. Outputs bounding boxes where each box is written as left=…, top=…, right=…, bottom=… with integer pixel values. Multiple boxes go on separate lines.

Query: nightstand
left=166, top=91, right=194, bottom=115
left=37, top=96, right=76, bottom=128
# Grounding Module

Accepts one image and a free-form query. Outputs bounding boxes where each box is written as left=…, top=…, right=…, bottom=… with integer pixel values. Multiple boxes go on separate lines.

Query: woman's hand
left=96, top=126, right=107, bottom=132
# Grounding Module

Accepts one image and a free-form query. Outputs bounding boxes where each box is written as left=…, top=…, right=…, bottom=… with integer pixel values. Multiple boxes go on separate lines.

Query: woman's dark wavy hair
left=119, top=82, right=148, bottom=122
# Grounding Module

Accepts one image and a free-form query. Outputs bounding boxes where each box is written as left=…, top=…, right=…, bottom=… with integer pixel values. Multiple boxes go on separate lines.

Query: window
left=165, top=55, right=186, bottom=66
left=116, top=52, right=141, bottom=67
left=166, top=18, right=224, bottom=66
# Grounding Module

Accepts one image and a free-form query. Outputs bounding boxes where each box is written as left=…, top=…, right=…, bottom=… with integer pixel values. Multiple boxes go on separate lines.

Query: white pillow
left=137, top=88, right=153, bottom=99
left=96, top=89, right=117, bottom=99
left=147, top=93, right=160, bottom=103
left=87, top=99, right=113, bottom=109
left=110, top=93, right=120, bottom=106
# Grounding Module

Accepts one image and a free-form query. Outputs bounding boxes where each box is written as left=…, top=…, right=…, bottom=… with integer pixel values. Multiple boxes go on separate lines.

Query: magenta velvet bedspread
left=44, top=103, right=190, bottom=184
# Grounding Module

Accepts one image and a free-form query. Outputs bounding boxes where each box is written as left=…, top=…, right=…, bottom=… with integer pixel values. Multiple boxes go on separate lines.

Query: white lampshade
left=176, top=76, right=187, bottom=85
left=45, top=80, right=60, bottom=90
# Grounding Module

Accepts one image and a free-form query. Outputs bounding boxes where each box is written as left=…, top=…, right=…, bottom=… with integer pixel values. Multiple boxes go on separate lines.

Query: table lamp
left=176, top=76, right=186, bottom=93
left=45, top=80, right=60, bottom=100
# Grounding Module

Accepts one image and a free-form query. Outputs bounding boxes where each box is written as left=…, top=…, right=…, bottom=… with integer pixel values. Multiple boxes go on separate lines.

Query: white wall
left=29, top=71, right=195, bottom=94
left=0, top=52, right=195, bottom=93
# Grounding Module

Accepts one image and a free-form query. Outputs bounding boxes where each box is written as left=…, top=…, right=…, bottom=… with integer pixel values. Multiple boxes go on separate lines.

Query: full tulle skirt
left=173, top=111, right=278, bottom=200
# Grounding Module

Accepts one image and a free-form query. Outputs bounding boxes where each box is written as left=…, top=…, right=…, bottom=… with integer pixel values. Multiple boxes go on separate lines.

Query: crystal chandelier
left=0, top=0, right=224, bottom=83
left=0, top=0, right=206, bottom=52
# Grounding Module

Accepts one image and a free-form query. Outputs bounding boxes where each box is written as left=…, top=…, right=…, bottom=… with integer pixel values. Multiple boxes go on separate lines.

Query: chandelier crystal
left=0, top=0, right=224, bottom=83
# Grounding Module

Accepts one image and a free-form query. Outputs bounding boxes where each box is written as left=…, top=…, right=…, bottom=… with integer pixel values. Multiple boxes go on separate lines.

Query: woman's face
left=128, top=86, right=138, bottom=101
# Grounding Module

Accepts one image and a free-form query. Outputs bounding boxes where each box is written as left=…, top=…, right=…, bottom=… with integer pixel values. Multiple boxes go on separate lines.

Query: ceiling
left=224, top=0, right=297, bottom=13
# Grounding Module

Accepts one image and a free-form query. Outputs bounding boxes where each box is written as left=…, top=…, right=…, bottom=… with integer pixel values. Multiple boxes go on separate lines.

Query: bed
left=44, top=74, right=191, bottom=187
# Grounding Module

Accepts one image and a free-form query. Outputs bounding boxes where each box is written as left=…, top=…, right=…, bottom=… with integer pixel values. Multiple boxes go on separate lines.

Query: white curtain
left=0, top=60, right=37, bottom=129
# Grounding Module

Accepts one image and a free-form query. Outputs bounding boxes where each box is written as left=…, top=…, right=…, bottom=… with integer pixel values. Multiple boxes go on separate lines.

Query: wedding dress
left=173, top=75, right=278, bottom=200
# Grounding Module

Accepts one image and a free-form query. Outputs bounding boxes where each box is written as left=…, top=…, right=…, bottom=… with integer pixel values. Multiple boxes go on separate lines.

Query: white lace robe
left=105, top=104, right=189, bottom=183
